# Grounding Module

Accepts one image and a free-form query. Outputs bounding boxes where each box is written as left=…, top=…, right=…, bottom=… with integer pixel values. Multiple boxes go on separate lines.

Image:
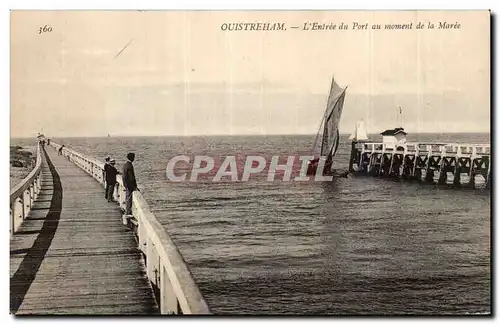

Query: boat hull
left=306, top=158, right=333, bottom=176
left=306, top=158, right=350, bottom=177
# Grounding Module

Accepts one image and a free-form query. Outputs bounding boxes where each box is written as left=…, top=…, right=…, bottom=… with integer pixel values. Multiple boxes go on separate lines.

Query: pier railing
left=359, top=142, right=490, bottom=156
left=350, top=140, right=490, bottom=188
left=49, top=141, right=211, bottom=315
left=10, top=142, right=43, bottom=235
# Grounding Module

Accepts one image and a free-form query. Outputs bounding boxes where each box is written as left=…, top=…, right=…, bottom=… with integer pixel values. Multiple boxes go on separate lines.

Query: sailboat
left=349, top=120, right=368, bottom=142
left=307, top=76, right=348, bottom=176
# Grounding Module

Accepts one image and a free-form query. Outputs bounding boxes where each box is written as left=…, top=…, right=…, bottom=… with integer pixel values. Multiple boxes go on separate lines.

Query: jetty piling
left=349, top=141, right=490, bottom=189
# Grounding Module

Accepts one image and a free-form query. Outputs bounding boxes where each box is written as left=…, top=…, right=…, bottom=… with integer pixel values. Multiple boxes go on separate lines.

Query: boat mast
left=310, top=114, right=326, bottom=155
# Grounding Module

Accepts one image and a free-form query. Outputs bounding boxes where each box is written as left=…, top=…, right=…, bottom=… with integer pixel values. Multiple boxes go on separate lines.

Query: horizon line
left=11, top=131, right=491, bottom=140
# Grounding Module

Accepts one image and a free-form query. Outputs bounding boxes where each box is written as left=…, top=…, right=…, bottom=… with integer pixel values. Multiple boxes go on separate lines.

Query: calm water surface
left=12, top=133, right=491, bottom=315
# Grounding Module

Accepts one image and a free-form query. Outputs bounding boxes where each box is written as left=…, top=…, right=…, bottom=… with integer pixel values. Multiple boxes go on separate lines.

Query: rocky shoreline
left=10, top=145, right=36, bottom=189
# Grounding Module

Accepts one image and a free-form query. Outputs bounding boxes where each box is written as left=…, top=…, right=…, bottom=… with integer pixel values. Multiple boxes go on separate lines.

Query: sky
left=10, top=10, right=490, bottom=137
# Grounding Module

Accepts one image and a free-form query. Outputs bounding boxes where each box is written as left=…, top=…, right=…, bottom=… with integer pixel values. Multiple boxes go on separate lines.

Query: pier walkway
left=10, top=145, right=158, bottom=314
left=10, top=143, right=210, bottom=315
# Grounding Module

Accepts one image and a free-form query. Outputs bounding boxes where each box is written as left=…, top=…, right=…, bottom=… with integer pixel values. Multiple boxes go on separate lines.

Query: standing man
left=106, top=159, right=119, bottom=202
left=104, top=157, right=111, bottom=200
left=122, top=152, right=138, bottom=219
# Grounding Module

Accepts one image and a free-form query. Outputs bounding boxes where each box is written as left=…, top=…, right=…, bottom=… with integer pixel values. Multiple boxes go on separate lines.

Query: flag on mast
left=397, top=106, right=403, bottom=127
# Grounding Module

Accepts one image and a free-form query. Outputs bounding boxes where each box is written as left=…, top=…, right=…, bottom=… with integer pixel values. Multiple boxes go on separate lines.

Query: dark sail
left=320, top=77, right=347, bottom=161
left=306, top=76, right=347, bottom=176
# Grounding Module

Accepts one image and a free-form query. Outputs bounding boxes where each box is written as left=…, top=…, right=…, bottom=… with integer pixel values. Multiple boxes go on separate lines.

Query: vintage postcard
left=10, top=10, right=490, bottom=315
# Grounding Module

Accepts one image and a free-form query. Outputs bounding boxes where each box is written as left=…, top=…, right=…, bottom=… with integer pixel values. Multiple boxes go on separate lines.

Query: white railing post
left=121, top=185, right=127, bottom=212
left=16, top=197, right=23, bottom=230
left=146, top=237, right=154, bottom=278
left=10, top=207, right=14, bottom=236
left=161, top=265, right=178, bottom=314
left=138, top=213, right=147, bottom=254
left=20, top=193, right=26, bottom=221
left=29, top=184, right=33, bottom=207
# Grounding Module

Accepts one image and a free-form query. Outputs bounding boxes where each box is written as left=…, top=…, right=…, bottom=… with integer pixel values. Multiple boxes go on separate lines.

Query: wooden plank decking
left=10, top=146, right=159, bottom=315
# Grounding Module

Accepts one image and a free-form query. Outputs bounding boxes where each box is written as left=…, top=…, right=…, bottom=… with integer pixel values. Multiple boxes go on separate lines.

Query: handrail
left=48, top=141, right=211, bottom=315
left=10, top=142, right=44, bottom=235
left=361, top=141, right=490, bottom=147
left=360, top=142, right=490, bottom=155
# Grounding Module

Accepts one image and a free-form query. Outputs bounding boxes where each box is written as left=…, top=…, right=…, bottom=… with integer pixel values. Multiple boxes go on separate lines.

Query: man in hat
left=105, top=159, right=119, bottom=202
left=122, top=153, right=138, bottom=218
left=104, top=157, right=111, bottom=200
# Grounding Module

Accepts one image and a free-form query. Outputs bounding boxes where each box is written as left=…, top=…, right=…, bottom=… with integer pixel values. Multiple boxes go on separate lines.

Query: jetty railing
left=349, top=141, right=491, bottom=188
left=49, top=141, right=211, bottom=315
left=359, top=142, right=490, bottom=156
left=10, top=142, right=43, bottom=235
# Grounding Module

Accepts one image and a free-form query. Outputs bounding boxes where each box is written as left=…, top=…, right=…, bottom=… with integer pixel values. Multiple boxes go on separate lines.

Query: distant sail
left=349, top=120, right=368, bottom=141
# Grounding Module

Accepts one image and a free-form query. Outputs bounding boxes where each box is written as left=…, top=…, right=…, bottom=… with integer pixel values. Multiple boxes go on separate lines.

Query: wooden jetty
left=348, top=141, right=491, bottom=188
left=10, top=141, right=211, bottom=315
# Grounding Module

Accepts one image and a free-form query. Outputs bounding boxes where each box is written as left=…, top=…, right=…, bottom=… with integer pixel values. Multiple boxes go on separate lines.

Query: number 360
left=39, top=25, right=52, bottom=34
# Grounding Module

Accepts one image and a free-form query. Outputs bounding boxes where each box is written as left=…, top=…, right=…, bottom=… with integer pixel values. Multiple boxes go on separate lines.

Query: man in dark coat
left=105, top=159, right=119, bottom=202
left=122, top=152, right=138, bottom=216
left=103, top=157, right=111, bottom=199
